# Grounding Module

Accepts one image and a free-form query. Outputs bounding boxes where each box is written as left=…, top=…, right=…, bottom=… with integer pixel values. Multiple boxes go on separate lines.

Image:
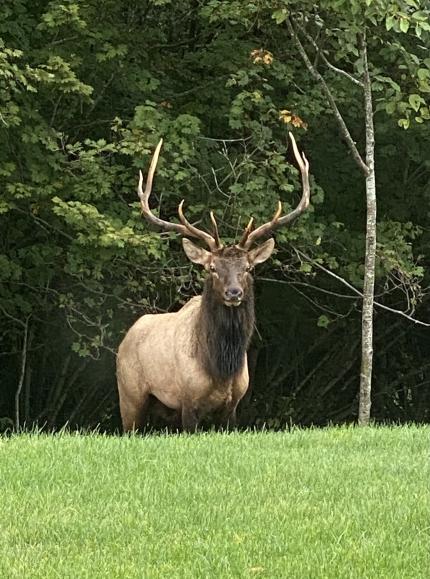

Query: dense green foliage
left=1, top=427, right=428, bottom=577
left=1, top=1, right=429, bottom=429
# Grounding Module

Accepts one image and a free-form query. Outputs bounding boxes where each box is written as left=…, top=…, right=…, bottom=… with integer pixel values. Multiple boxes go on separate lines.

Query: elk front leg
left=218, top=403, right=238, bottom=431
left=181, top=403, right=199, bottom=433
left=119, top=391, right=150, bottom=433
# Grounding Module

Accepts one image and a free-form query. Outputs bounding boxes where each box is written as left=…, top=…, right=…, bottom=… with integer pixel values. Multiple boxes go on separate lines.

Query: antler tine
left=138, top=139, right=218, bottom=247
left=237, top=216, right=254, bottom=250
left=138, top=139, right=193, bottom=237
left=239, top=132, right=311, bottom=250
left=178, top=200, right=220, bottom=251
left=139, top=139, right=163, bottom=207
left=210, top=211, right=222, bottom=249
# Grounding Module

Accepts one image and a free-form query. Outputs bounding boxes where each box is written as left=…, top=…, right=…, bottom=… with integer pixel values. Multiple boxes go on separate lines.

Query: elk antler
left=138, top=139, right=222, bottom=251
left=237, top=132, right=310, bottom=250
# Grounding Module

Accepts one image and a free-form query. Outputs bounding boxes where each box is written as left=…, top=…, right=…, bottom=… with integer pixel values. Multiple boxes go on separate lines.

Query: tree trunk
left=287, top=20, right=377, bottom=424
left=15, top=316, right=30, bottom=430
left=358, top=32, right=376, bottom=426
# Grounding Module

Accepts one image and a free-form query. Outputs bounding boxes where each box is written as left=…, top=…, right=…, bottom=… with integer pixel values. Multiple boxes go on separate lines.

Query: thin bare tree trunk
left=15, top=316, right=30, bottom=430
left=359, top=32, right=376, bottom=425
left=288, top=19, right=377, bottom=425
left=23, top=326, right=35, bottom=424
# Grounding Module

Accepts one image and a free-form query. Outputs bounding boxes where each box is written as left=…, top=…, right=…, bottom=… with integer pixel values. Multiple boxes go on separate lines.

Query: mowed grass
left=0, top=427, right=428, bottom=579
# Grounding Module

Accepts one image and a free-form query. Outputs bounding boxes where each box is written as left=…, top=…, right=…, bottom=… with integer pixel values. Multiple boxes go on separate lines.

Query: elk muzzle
left=224, top=286, right=244, bottom=306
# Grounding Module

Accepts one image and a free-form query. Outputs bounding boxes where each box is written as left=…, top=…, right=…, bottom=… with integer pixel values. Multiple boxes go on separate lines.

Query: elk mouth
left=223, top=297, right=242, bottom=307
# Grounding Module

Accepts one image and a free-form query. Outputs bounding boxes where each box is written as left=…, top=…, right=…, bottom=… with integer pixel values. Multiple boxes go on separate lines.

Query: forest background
left=1, top=0, right=429, bottom=431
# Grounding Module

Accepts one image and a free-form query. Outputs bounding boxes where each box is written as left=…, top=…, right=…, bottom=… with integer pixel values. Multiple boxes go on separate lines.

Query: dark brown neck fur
left=196, top=276, right=255, bottom=382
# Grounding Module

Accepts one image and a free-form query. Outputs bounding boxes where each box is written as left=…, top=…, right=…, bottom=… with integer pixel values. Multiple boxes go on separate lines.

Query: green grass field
left=0, top=426, right=428, bottom=578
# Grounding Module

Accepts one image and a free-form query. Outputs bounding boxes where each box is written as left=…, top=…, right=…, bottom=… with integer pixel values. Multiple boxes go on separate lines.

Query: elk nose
left=225, top=287, right=243, bottom=301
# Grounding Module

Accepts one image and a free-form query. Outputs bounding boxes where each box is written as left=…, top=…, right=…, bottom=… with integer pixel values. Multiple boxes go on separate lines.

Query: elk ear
left=248, top=238, right=275, bottom=265
left=182, top=238, right=211, bottom=266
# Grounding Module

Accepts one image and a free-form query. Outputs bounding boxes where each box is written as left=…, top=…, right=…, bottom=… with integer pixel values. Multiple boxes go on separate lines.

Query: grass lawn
left=0, top=426, right=428, bottom=578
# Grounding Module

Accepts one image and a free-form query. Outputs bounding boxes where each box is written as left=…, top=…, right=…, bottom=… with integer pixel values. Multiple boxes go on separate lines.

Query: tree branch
left=258, top=277, right=358, bottom=301
left=297, top=24, right=364, bottom=87
left=294, top=248, right=430, bottom=327
left=322, top=56, right=364, bottom=87
left=286, top=17, right=369, bottom=176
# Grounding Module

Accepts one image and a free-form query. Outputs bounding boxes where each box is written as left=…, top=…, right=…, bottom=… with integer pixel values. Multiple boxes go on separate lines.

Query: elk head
left=137, top=134, right=310, bottom=307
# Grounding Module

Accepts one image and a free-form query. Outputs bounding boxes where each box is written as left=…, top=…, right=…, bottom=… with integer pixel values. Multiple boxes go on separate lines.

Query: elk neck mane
left=196, top=275, right=255, bottom=382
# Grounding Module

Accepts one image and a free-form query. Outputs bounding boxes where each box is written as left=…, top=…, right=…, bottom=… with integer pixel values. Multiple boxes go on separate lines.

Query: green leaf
left=0, top=201, right=11, bottom=214
left=409, top=94, right=422, bottom=112
left=299, top=262, right=312, bottom=274
left=317, top=315, right=330, bottom=329
left=399, top=18, right=410, bottom=33
left=385, top=101, right=396, bottom=115
left=420, top=107, right=430, bottom=120
left=385, top=15, right=395, bottom=30
left=272, top=8, right=288, bottom=24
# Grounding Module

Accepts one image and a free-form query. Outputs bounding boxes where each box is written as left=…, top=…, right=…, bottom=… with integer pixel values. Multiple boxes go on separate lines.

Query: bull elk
left=117, top=133, right=310, bottom=431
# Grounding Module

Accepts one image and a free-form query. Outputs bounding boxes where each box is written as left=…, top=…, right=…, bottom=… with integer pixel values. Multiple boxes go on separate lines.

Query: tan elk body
left=117, top=134, right=310, bottom=431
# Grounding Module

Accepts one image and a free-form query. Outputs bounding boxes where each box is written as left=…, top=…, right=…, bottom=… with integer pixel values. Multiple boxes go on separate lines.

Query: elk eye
left=246, top=265, right=254, bottom=273
left=209, top=264, right=216, bottom=272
